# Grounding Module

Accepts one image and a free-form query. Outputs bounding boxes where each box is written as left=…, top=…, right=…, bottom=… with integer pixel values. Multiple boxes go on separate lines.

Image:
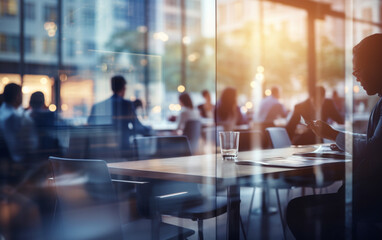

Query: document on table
left=292, top=144, right=352, bottom=160
left=235, top=155, right=350, bottom=168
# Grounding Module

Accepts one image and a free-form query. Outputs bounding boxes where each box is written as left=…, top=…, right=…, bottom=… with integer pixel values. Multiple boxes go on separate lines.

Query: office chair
left=49, top=157, right=194, bottom=240
left=265, top=127, right=292, bottom=148
left=134, top=136, right=246, bottom=240
left=183, top=120, right=202, bottom=155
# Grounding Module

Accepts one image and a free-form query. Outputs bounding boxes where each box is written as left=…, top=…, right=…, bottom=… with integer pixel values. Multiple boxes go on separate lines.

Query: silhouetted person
left=88, top=75, right=152, bottom=153
left=0, top=83, right=37, bottom=162
left=197, top=90, right=214, bottom=119
left=216, top=87, right=247, bottom=131
left=286, top=86, right=344, bottom=145
left=256, top=86, right=288, bottom=124
left=287, top=34, right=382, bottom=239
left=176, top=92, right=200, bottom=134
left=27, top=91, right=60, bottom=157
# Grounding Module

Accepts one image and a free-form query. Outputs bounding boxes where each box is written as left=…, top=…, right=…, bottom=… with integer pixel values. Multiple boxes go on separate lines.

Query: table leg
left=227, top=185, right=241, bottom=240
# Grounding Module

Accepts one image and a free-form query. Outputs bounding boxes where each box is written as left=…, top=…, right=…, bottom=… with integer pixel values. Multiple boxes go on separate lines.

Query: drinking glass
left=219, top=131, right=240, bottom=160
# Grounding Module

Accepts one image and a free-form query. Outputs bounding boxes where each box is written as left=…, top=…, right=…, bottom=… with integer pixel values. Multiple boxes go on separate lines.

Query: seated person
left=287, top=34, right=382, bottom=239
left=255, top=86, right=288, bottom=127
left=0, top=83, right=38, bottom=163
left=286, top=86, right=344, bottom=145
left=216, top=87, right=247, bottom=131
left=88, top=75, right=152, bottom=151
left=176, top=92, right=200, bottom=135
left=197, top=90, right=214, bottom=119
left=27, top=91, right=61, bottom=157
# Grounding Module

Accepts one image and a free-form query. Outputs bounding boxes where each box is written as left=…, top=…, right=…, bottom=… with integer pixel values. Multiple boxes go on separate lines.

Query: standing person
left=197, top=90, right=214, bottom=119
left=287, top=34, right=382, bottom=239
left=176, top=92, right=200, bottom=134
left=216, top=87, right=247, bottom=131
left=256, top=86, right=288, bottom=124
left=0, top=83, right=38, bottom=162
left=88, top=75, right=152, bottom=151
left=286, top=86, right=344, bottom=145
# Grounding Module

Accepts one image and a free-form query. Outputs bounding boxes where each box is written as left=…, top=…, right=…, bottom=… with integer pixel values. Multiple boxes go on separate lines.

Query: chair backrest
left=265, top=127, right=292, bottom=148
left=49, top=157, right=123, bottom=240
left=134, top=136, right=192, bottom=160
left=183, top=120, right=201, bottom=155
left=238, top=130, right=264, bottom=151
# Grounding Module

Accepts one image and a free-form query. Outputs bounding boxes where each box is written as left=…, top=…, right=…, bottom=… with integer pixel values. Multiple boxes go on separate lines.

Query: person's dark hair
left=133, top=99, right=143, bottom=109
left=3, top=83, right=21, bottom=104
left=179, top=92, right=193, bottom=109
left=111, top=75, right=126, bottom=93
left=216, top=87, right=237, bottom=121
left=353, top=33, right=382, bottom=75
left=201, top=89, right=210, bottom=98
left=30, top=91, right=45, bottom=109
left=316, top=86, right=326, bottom=98
left=271, top=86, right=280, bottom=98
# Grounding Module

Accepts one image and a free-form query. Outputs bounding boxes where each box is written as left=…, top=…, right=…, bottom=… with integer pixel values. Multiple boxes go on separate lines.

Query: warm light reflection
left=169, top=104, right=175, bottom=111
left=353, top=85, right=360, bottom=93
left=265, top=89, right=271, bottom=96
left=137, top=25, right=148, bottom=33
left=245, top=101, right=253, bottom=109
left=61, top=104, right=68, bottom=111
left=44, top=22, right=57, bottom=37
left=22, top=86, right=31, bottom=94
left=2, top=77, right=9, bottom=84
left=153, top=32, right=169, bottom=42
left=182, top=36, right=191, bottom=45
left=257, top=66, right=265, bottom=73
left=174, top=104, right=182, bottom=111
left=40, top=78, right=48, bottom=84
left=177, top=85, right=185, bottom=93
left=241, top=106, right=248, bottom=113
left=49, top=104, right=57, bottom=112
left=250, top=81, right=255, bottom=88
left=130, top=96, right=136, bottom=101
left=60, top=74, right=68, bottom=81
left=152, top=105, right=162, bottom=113
left=188, top=52, right=200, bottom=62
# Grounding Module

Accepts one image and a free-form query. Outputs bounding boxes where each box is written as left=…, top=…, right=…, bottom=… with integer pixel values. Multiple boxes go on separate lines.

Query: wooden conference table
left=108, top=145, right=347, bottom=239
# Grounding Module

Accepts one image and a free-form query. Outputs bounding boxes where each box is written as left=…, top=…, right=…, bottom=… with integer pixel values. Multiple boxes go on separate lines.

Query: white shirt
left=0, top=103, right=38, bottom=162
left=177, top=107, right=200, bottom=131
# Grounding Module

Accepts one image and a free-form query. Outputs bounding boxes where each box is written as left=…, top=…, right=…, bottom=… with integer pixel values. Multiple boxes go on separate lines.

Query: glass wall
left=1, top=0, right=382, bottom=239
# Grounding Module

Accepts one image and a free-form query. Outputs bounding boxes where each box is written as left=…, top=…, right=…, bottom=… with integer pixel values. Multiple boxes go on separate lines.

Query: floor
left=121, top=181, right=343, bottom=239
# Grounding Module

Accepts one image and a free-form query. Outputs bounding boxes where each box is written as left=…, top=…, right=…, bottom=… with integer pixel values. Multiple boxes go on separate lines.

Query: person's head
left=111, top=75, right=126, bottom=97
left=3, top=83, right=22, bottom=108
left=29, top=91, right=45, bottom=110
left=217, top=87, right=237, bottom=120
left=353, top=33, right=382, bottom=95
left=271, top=86, right=280, bottom=99
left=312, top=86, right=326, bottom=107
left=133, top=99, right=143, bottom=109
left=201, top=89, right=211, bottom=102
left=179, top=92, right=193, bottom=109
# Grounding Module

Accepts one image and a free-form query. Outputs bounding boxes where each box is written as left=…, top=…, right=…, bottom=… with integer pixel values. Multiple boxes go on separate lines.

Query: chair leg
left=197, top=219, right=203, bottom=240
left=276, top=189, right=287, bottom=240
left=239, top=216, right=247, bottom=240
left=246, top=187, right=255, bottom=234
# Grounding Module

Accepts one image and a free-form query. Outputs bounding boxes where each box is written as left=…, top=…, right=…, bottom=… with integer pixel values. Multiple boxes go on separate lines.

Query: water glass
left=219, top=131, right=240, bottom=160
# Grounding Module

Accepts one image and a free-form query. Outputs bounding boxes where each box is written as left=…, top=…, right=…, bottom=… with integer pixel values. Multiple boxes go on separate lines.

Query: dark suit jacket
left=88, top=94, right=151, bottom=150
left=286, top=98, right=344, bottom=144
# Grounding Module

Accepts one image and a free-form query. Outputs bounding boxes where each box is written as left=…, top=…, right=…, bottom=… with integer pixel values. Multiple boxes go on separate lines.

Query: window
left=67, top=39, right=75, bottom=57
left=82, top=8, right=95, bottom=27
left=44, top=5, right=57, bottom=22
left=67, top=8, right=75, bottom=26
left=166, top=13, right=178, bottom=30
left=24, top=37, right=35, bottom=54
left=166, top=0, right=178, bottom=6
left=84, top=41, right=95, bottom=56
left=114, top=6, right=126, bottom=20
left=25, top=2, right=35, bottom=20
left=0, top=0, right=17, bottom=17
left=0, top=34, right=19, bottom=52
left=43, top=38, right=57, bottom=55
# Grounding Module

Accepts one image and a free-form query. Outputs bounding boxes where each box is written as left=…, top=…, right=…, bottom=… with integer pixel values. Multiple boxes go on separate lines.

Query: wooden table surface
left=108, top=145, right=327, bottom=185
